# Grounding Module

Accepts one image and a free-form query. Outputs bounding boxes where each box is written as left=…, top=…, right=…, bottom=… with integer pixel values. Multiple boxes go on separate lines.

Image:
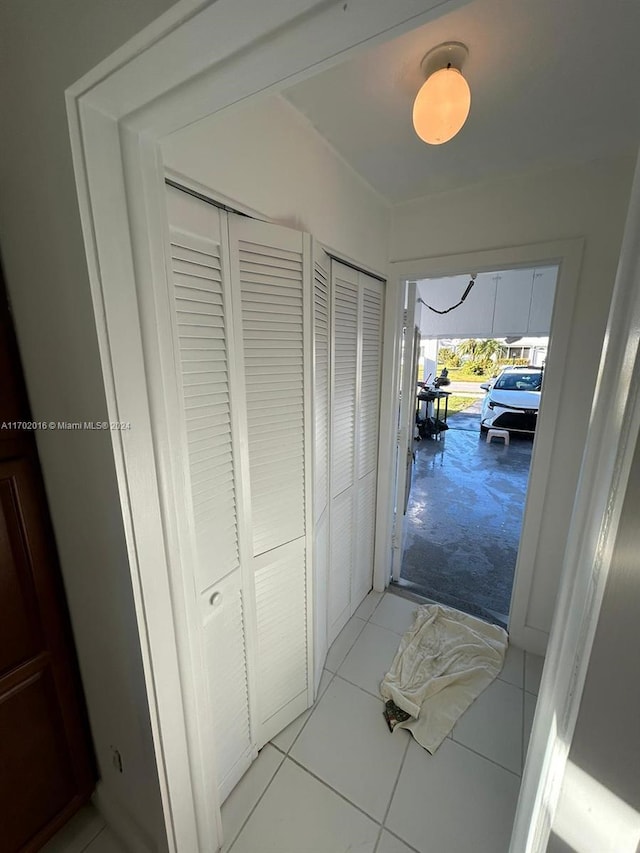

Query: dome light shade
left=413, top=50, right=471, bottom=145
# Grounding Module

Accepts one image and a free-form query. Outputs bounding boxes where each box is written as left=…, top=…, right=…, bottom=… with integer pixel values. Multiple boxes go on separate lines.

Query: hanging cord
left=417, top=273, right=477, bottom=315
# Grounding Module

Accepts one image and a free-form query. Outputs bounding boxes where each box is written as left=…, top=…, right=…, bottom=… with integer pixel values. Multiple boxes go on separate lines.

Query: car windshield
left=494, top=372, right=542, bottom=392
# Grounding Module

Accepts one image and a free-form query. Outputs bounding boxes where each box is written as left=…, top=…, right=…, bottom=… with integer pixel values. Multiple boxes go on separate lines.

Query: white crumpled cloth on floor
left=380, top=602, right=508, bottom=753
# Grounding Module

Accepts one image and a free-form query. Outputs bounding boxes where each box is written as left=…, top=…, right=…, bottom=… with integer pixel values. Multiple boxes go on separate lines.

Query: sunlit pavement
left=401, top=406, right=533, bottom=627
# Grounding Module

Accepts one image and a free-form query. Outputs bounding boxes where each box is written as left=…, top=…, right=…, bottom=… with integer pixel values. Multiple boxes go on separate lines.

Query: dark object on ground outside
left=383, top=699, right=412, bottom=733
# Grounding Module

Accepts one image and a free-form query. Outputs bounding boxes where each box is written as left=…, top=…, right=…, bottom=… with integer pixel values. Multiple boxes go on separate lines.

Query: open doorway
left=393, top=265, right=558, bottom=628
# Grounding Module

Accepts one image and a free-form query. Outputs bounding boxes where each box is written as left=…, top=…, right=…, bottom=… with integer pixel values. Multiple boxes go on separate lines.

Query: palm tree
left=456, top=338, right=503, bottom=360
left=456, top=339, right=480, bottom=359
left=476, top=339, right=503, bottom=360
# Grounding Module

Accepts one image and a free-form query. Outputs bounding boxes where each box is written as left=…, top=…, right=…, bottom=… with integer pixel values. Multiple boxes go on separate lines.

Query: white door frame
left=385, top=239, right=583, bottom=654
left=65, top=2, right=471, bottom=850
left=64, top=0, right=640, bottom=849
left=391, top=283, right=418, bottom=582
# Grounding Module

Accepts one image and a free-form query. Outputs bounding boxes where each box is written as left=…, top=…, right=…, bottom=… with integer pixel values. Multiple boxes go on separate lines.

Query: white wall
left=391, top=153, right=635, bottom=643
left=548, top=431, right=640, bottom=853
left=162, top=94, right=391, bottom=274
left=422, top=339, right=438, bottom=384
left=0, top=1, right=176, bottom=848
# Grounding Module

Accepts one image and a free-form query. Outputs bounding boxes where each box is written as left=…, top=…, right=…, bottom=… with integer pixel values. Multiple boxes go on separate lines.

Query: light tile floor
left=224, top=590, right=544, bottom=853
left=48, top=590, right=545, bottom=853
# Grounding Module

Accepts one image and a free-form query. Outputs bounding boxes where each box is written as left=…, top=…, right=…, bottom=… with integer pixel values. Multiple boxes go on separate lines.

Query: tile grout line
left=360, top=590, right=412, bottom=636
left=324, top=617, right=368, bottom=674
left=285, top=753, right=386, bottom=827
left=448, top=734, right=522, bottom=779
left=282, top=670, right=336, bottom=756
left=373, top=735, right=411, bottom=853
left=226, top=750, right=286, bottom=853
left=362, top=590, right=385, bottom=622
left=496, top=671, right=524, bottom=689
left=334, top=671, right=386, bottom=702
left=382, top=736, right=411, bottom=824
left=381, top=826, right=423, bottom=853
left=372, top=826, right=384, bottom=853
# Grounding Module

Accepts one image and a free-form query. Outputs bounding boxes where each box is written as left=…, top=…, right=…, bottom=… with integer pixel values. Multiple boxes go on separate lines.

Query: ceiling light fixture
left=412, top=42, right=471, bottom=145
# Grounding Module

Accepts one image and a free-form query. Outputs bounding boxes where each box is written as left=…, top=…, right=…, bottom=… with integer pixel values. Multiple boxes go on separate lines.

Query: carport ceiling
left=283, top=0, right=640, bottom=202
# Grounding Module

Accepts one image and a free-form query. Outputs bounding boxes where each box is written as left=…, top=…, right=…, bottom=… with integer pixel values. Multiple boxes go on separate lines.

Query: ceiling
left=283, top=0, right=640, bottom=203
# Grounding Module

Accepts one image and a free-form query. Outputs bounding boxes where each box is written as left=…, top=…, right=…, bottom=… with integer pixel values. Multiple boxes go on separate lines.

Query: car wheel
left=480, top=424, right=488, bottom=435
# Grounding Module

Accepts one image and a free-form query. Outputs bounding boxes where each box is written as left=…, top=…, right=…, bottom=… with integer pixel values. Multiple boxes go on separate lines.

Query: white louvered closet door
left=353, top=272, right=384, bottom=607
left=312, top=246, right=330, bottom=689
left=228, top=216, right=312, bottom=747
left=329, top=262, right=360, bottom=642
left=164, top=186, right=252, bottom=801
left=328, top=261, right=385, bottom=645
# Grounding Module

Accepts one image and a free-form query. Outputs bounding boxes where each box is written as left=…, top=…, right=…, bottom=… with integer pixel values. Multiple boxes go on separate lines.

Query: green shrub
left=437, top=348, right=461, bottom=368
left=470, top=357, right=493, bottom=375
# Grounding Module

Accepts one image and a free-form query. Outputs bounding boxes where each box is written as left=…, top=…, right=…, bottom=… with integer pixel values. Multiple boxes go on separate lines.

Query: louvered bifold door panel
left=353, top=469, right=377, bottom=609
left=199, top=570, right=251, bottom=802
left=313, top=511, right=329, bottom=692
left=253, top=538, right=308, bottom=742
left=358, top=274, right=385, bottom=480
left=351, top=273, right=384, bottom=611
left=328, top=261, right=360, bottom=643
left=231, top=218, right=306, bottom=557
left=329, top=486, right=354, bottom=640
left=165, top=185, right=250, bottom=799
left=228, top=215, right=311, bottom=748
left=331, top=263, right=359, bottom=498
left=312, top=245, right=331, bottom=690
left=313, top=251, right=330, bottom=522
left=167, top=202, right=240, bottom=593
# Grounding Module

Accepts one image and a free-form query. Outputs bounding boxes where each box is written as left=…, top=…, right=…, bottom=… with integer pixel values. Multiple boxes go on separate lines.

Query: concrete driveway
left=445, top=397, right=483, bottom=431
left=400, top=402, right=533, bottom=626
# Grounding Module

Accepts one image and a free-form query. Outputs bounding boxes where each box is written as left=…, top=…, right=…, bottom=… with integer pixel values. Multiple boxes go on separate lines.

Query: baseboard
left=92, top=782, right=162, bottom=853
